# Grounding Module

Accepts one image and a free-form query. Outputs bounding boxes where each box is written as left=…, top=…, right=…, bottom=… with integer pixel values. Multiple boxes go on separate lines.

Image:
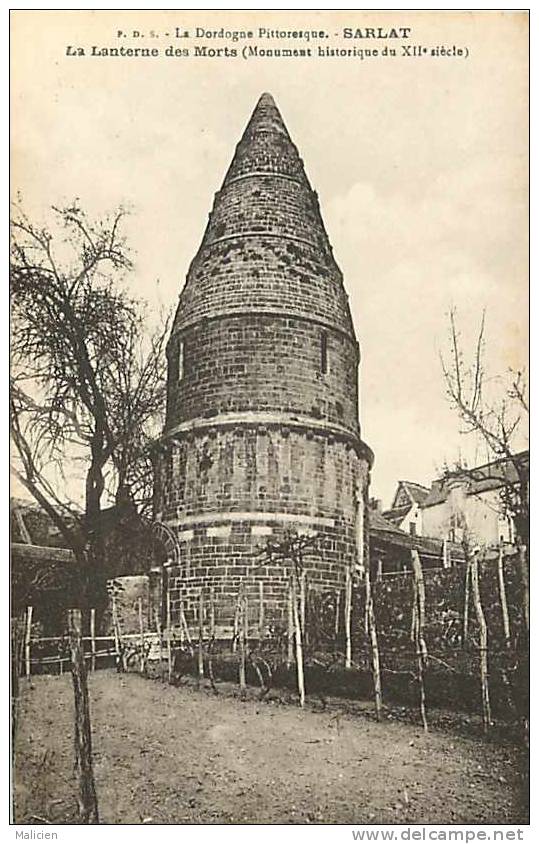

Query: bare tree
left=440, top=307, right=529, bottom=547
left=10, top=202, right=168, bottom=610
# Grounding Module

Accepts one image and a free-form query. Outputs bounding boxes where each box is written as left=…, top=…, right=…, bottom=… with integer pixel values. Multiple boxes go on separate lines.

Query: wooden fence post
left=287, top=579, right=294, bottom=669
left=179, top=601, right=192, bottom=648
left=24, top=606, right=33, bottom=678
left=462, top=561, right=471, bottom=645
left=258, top=581, right=265, bottom=642
left=300, top=571, right=306, bottom=637
left=518, top=544, right=529, bottom=634
left=197, top=589, right=205, bottom=688
left=178, top=598, right=185, bottom=647
left=365, top=559, right=383, bottom=720
left=17, top=618, right=26, bottom=678
left=291, top=575, right=305, bottom=707
left=238, top=583, right=246, bottom=695
left=442, top=539, right=451, bottom=569
left=470, top=553, right=492, bottom=732
left=138, top=598, right=146, bottom=675
left=11, top=622, right=20, bottom=744
left=154, top=609, right=164, bottom=678
left=344, top=565, right=352, bottom=668
left=166, top=587, right=172, bottom=683
left=209, top=587, right=216, bottom=640
left=111, top=594, right=126, bottom=672
left=497, top=545, right=511, bottom=647
left=334, top=588, right=340, bottom=637
left=411, top=551, right=428, bottom=732
left=90, top=609, right=96, bottom=672
left=67, top=609, right=99, bottom=824
left=208, top=587, right=217, bottom=694
left=232, top=589, right=241, bottom=653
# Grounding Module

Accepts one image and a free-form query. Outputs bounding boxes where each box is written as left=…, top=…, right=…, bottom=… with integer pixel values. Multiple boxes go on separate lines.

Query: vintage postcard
left=10, top=9, right=529, bottom=834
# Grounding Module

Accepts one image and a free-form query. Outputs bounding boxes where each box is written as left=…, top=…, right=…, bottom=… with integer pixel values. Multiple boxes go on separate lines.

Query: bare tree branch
left=440, top=308, right=529, bottom=546
left=10, top=202, right=168, bottom=608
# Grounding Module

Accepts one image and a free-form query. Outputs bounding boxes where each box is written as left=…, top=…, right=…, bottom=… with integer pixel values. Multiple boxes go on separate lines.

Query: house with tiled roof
left=382, top=480, right=430, bottom=536
left=11, top=496, right=155, bottom=633
left=369, top=504, right=465, bottom=574
left=382, top=451, right=528, bottom=549
left=421, top=452, right=528, bottom=547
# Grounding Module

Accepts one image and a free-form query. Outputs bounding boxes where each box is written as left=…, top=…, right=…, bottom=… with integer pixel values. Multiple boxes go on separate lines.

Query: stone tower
left=154, top=93, right=373, bottom=630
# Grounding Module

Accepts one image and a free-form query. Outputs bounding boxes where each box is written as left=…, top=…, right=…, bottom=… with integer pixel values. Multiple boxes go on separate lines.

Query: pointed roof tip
left=222, top=90, right=299, bottom=185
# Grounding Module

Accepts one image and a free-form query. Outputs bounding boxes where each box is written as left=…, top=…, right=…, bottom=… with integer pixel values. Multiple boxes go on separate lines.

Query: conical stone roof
left=172, top=93, right=356, bottom=339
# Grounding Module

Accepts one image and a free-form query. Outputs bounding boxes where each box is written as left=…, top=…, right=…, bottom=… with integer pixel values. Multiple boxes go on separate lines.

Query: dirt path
left=14, top=671, right=528, bottom=825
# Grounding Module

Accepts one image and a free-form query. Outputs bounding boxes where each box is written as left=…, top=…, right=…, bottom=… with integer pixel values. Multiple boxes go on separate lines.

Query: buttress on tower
left=153, top=93, right=374, bottom=631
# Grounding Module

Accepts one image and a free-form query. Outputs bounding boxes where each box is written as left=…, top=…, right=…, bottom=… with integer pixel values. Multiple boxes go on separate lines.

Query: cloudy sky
left=11, top=10, right=528, bottom=507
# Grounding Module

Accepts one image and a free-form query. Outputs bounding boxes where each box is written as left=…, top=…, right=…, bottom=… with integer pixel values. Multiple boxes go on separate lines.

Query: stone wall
left=156, top=427, right=369, bottom=625
left=166, top=314, right=359, bottom=432
left=174, top=234, right=352, bottom=335
left=105, top=575, right=150, bottom=635
left=157, top=425, right=366, bottom=520
left=154, top=94, right=373, bottom=631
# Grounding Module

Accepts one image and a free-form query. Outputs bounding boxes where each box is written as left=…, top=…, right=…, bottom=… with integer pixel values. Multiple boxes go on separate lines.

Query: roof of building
left=399, top=481, right=430, bottom=505
left=370, top=509, right=465, bottom=561
left=381, top=504, right=412, bottom=526
left=10, top=497, right=75, bottom=549
left=421, top=451, right=529, bottom=509
left=11, top=543, right=74, bottom=563
left=383, top=480, right=430, bottom=525
left=171, top=92, right=355, bottom=338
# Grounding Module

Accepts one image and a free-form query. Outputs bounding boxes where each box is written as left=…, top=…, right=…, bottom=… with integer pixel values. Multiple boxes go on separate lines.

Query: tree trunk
left=85, top=447, right=107, bottom=613
left=68, top=609, right=99, bottom=824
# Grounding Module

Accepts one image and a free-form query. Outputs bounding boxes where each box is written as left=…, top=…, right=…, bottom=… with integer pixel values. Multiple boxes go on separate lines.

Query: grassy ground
left=13, top=670, right=528, bottom=825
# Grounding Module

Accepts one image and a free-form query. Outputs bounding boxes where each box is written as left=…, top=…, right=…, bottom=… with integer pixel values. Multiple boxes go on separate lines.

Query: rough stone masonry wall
left=156, top=94, right=372, bottom=635
left=165, top=517, right=360, bottom=633
left=173, top=233, right=353, bottom=345
left=156, top=426, right=370, bottom=627
left=166, top=314, right=359, bottom=432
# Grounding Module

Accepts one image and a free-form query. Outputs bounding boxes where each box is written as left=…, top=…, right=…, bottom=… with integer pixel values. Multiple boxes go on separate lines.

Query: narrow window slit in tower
left=320, top=331, right=328, bottom=374
left=178, top=341, right=184, bottom=382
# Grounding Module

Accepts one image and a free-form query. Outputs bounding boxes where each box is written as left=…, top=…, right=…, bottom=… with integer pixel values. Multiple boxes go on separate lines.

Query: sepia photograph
left=9, top=9, right=529, bottom=832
